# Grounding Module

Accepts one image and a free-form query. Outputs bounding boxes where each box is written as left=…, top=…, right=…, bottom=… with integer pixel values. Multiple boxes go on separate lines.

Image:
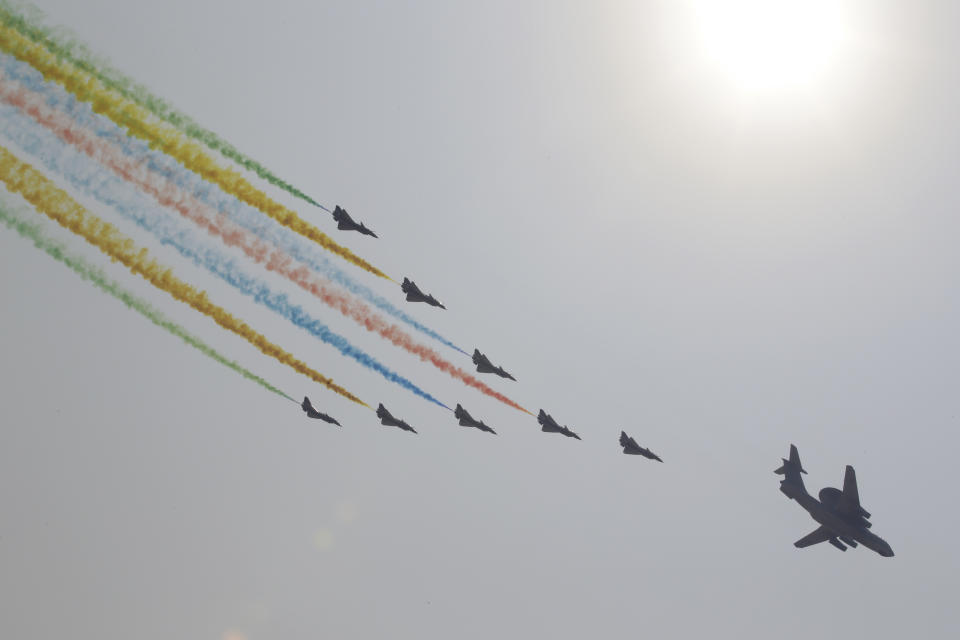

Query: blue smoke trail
left=0, top=51, right=469, bottom=357
left=0, top=99, right=451, bottom=411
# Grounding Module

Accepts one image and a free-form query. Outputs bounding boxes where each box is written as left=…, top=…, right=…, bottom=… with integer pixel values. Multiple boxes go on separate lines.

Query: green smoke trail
left=0, top=0, right=325, bottom=209
left=0, top=195, right=298, bottom=404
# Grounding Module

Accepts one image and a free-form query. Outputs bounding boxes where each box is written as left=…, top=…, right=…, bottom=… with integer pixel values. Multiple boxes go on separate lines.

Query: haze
left=1, top=1, right=958, bottom=638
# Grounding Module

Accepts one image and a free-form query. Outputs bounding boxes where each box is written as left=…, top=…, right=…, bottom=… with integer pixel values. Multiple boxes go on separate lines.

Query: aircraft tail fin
left=775, top=444, right=808, bottom=497
left=774, top=444, right=807, bottom=475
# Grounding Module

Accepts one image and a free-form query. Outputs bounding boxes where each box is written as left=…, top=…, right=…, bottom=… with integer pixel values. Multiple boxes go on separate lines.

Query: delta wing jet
left=472, top=349, right=516, bottom=381
left=454, top=404, right=496, bottom=435
left=301, top=396, right=341, bottom=426
left=537, top=409, right=581, bottom=440
left=776, top=444, right=894, bottom=557
left=619, top=431, right=662, bottom=462
left=401, top=278, right=445, bottom=309
left=331, top=205, right=378, bottom=237
left=376, top=403, right=417, bottom=433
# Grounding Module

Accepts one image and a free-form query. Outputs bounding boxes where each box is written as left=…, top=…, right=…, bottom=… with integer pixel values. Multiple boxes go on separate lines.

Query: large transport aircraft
left=776, top=444, right=894, bottom=557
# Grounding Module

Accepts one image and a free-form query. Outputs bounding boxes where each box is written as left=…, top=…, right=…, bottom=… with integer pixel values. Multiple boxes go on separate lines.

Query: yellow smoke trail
left=0, top=22, right=392, bottom=281
left=0, top=144, right=370, bottom=409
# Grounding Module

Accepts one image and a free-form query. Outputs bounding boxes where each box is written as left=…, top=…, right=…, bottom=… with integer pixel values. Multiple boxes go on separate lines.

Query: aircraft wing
left=837, top=465, right=871, bottom=519
left=794, top=526, right=834, bottom=548
left=538, top=411, right=560, bottom=431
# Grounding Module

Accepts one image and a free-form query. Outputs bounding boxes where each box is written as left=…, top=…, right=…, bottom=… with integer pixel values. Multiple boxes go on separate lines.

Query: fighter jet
left=775, top=444, right=894, bottom=557
left=331, top=205, right=378, bottom=238
left=376, top=403, right=417, bottom=433
left=300, top=396, right=341, bottom=426
left=401, top=278, right=445, bottom=309
left=537, top=409, right=581, bottom=440
left=454, top=404, right=496, bottom=435
left=619, top=431, right=662, bottom=462
left=472, top=349, right=516, bottom=381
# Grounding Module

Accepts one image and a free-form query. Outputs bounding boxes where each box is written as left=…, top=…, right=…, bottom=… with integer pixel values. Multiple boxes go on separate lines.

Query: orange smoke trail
left=0, top=22, right=392, bottom=281
left=0, top=144, right=369, bottom=409
left=0, top=75, right=531, bottom=416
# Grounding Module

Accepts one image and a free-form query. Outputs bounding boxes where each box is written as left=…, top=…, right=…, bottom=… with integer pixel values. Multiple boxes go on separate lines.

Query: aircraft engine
left=818, top=486, right=842, bottom=509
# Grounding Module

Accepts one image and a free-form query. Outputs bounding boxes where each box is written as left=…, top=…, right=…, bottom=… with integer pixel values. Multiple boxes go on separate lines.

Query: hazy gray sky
left=1, top=1, right=958, bottom=638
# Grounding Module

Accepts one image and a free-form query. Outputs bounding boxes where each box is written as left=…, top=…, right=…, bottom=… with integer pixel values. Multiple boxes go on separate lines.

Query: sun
left=690, top=0, right=852, bottom=95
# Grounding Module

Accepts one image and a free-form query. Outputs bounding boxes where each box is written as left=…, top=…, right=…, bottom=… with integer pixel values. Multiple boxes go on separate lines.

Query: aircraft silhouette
left=537, top=409, right=581, bottom=440
left=472, top=349, right=516, bottom=381
left=619, top=431, right=662, bottom=462
left=300, top=396, right=341, bottom=426
left=401, top=278, right=445, bottom=309
left=376, top=403, right=417, bottom=433
left=454, top=404, right=496, bottom=435
left=776, top=444, right=894, bottom=557
left=331, top=205, right=378, bottom=237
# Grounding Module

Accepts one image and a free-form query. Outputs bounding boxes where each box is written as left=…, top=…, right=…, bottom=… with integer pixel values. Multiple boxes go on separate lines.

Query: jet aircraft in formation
left=294, top=406, right=895, bottom=558
left=401, top=278, right=445, bottom=309
left=376, top=403, right=418, bottom=433
left=331, top=205, right=378, bottom=237
left=301, top=396, right=341, bottom=426
left=454, top=404, right=497, bottom=434
left=776, top=444, right=894, bottom=557
left=619, top=431, right=662, bottom=462
left=295, top=266, right=896, bottom=561
left=472, top=349, right=516, bottom=381
left=537, top=409, right=581, bottom=440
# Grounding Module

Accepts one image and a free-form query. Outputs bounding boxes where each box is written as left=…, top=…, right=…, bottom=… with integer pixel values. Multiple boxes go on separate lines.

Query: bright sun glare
left=692, top=0, right=851, bottom=95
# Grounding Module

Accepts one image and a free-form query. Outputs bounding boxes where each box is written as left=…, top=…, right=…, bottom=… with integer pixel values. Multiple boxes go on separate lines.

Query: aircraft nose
left=879, top=542, right=895, bottom=557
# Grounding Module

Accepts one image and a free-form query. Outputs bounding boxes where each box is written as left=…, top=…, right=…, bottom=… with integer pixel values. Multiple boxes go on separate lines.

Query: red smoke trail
left=0, top=73, right=532, bottom=416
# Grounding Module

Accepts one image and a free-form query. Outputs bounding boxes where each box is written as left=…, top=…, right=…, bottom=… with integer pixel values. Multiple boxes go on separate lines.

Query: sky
left=0, top=1, right=958, bottom=638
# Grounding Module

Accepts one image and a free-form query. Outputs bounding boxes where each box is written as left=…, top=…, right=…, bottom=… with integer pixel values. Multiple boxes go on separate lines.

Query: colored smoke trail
left=0, top=94, right=449, bottom=409
left=0, top=144, right=369, bottom=409
left=0, top=51, right=468, bottom=356
left=0, top=0, right=325, bottom=209
left=0, top=21, right=392, bottom=281
left=0, top=90, right=451, bottom=411
left=0, top=77, right=483, bottom=411
left=0, top=196, right=297, bottom=404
